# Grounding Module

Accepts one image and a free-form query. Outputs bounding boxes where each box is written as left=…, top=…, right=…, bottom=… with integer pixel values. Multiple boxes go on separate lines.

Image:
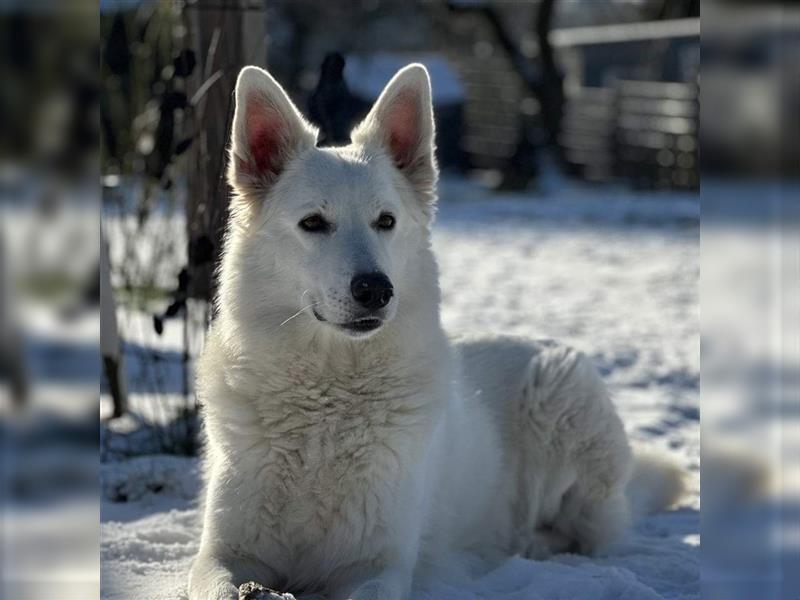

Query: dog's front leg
left=188, top=550, right=282, bottom=600
left=187, top=552, right=239, bottom=600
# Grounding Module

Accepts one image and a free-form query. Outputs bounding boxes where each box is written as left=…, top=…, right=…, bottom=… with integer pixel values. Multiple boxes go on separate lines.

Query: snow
left=100, top=178, right=699, bottom=599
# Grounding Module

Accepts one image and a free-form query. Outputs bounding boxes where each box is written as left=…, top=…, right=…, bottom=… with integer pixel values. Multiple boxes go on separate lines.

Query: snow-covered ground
left=100, top=179, right=699, bottom=600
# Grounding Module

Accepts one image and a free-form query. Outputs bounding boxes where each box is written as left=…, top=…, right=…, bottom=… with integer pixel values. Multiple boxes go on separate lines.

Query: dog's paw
left=238, top=581, right=296, bottom=600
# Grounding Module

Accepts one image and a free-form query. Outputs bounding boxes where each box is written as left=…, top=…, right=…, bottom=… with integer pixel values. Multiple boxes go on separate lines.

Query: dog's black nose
left=350, top=272, right=393, bottom=309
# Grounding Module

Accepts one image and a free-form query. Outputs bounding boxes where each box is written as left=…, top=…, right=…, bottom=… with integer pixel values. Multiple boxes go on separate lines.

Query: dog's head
left=221, top=64, right=439, bottom=341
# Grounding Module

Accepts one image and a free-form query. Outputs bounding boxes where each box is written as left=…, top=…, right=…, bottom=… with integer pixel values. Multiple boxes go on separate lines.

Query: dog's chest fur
left=209, top=345, right=443, bottom=584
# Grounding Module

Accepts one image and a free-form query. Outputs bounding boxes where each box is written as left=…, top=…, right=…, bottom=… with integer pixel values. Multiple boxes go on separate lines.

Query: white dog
left=188, top=64, right=684, bottom=600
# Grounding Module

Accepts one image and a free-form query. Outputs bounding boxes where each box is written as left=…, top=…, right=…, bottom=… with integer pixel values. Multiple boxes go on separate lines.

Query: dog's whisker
left=278, top=301, right=320, bottom=328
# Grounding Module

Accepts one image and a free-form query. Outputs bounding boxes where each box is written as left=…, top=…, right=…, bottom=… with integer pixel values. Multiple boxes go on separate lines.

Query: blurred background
left=0, top=0, right=797, bottom=599
left=0, top=2, right=99, bottom=599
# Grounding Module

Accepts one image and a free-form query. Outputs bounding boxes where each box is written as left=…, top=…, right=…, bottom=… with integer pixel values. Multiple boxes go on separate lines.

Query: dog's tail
left=626, top=451, right=687, bottom=517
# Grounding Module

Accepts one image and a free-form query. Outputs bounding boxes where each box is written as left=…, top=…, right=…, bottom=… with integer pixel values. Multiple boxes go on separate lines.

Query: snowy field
left=100, top=179, right=699, bottom=600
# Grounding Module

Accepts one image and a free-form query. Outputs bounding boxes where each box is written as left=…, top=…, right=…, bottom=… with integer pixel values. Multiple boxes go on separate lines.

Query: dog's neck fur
left=201, top=266, right=453, bottom=495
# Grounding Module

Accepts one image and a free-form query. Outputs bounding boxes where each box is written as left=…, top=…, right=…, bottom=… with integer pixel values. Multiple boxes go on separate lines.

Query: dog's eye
left=299, top=214, right=330, bottom=233
left=375, top=213, right=396, bottom=231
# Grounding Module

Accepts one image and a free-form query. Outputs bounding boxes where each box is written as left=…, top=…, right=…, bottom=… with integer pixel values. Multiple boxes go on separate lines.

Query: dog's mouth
left=339, top=318, right=383, bottom=333
left=313, top=310, right=384, bottom=336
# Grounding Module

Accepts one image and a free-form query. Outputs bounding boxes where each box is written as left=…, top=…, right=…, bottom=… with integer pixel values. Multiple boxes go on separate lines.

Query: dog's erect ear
left=351, top=64, right=438, bottom=212
left=228, top=66, right=317, bottom=196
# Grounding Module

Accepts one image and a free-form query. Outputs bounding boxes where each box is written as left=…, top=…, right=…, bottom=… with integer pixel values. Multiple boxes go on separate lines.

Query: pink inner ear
left=385, top=91, right=420, bottom=168
left=245, top=97, right=285, bottom=176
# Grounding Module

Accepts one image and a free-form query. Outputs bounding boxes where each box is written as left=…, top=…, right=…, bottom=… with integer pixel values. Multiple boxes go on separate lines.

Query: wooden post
left=101, top=227, right=127, bottom=418
left=184, top=0, right=267, bottom=306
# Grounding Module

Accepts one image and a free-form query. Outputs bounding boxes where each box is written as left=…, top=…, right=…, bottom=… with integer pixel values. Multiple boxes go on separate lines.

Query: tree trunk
left=536, top=0, right=563, bottom=151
